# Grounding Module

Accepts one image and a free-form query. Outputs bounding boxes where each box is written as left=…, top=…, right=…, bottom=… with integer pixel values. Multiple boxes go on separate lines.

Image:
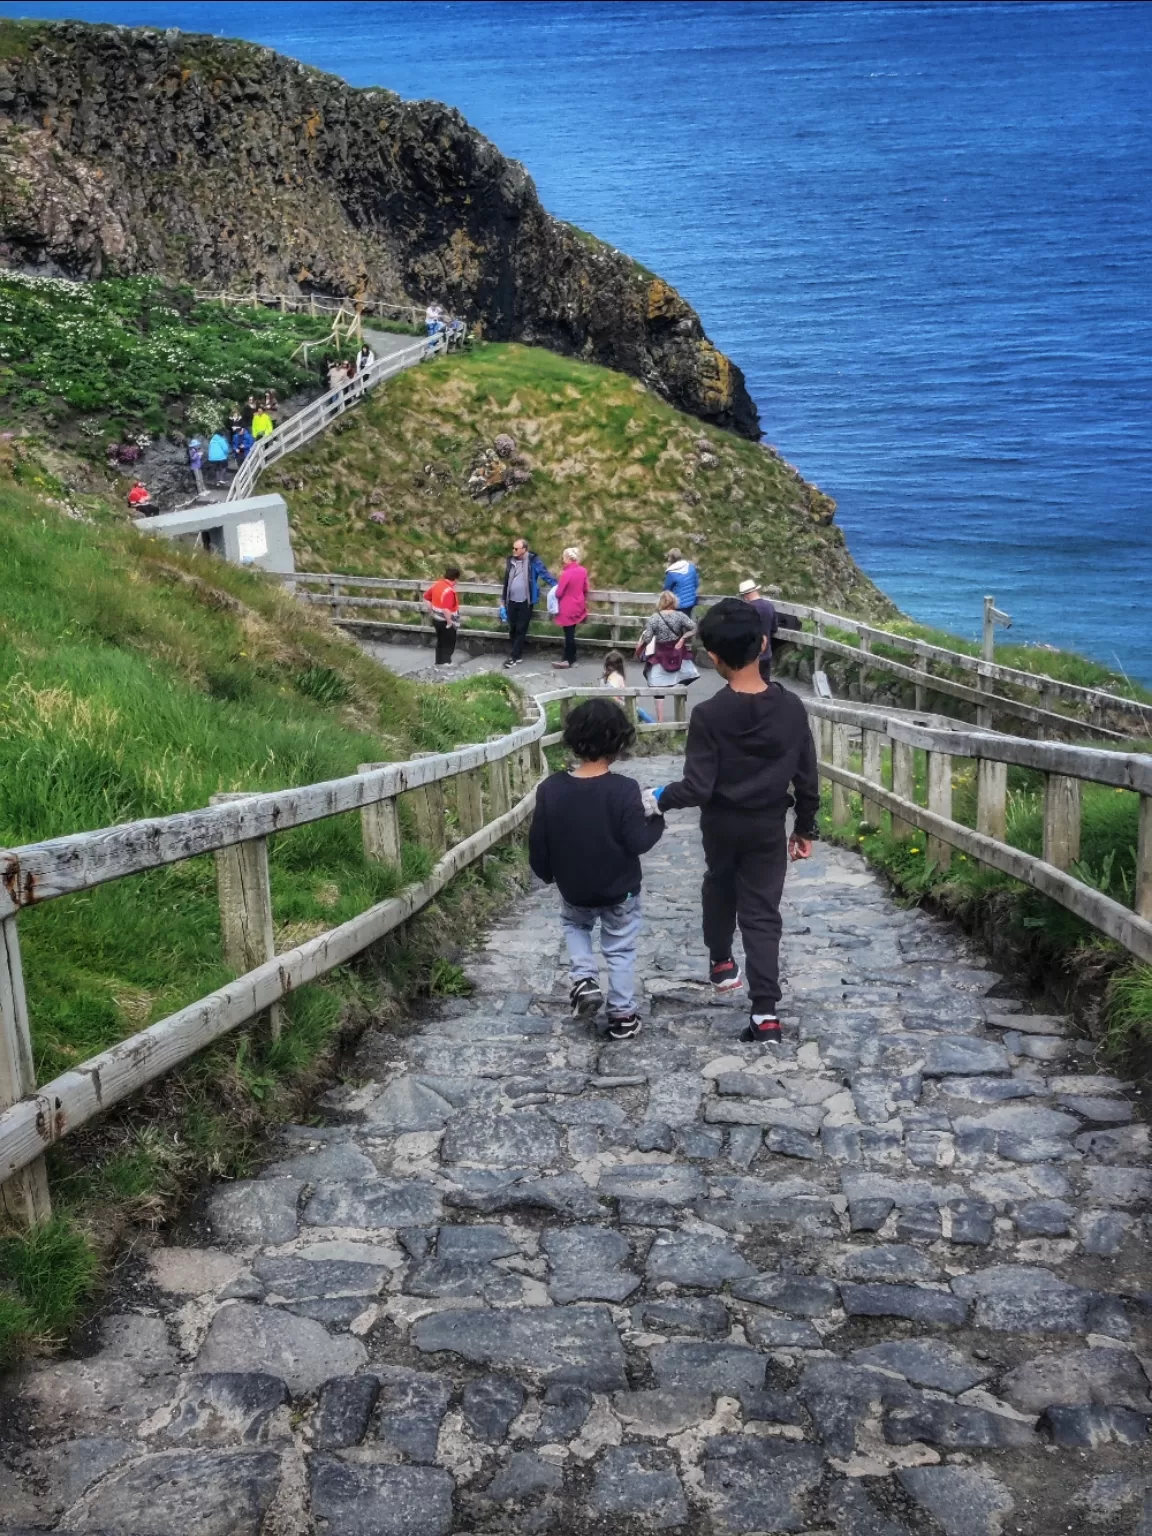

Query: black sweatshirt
left=529, top=771, right=665, bottom=908
left=658, top=682, right=820, bottom=837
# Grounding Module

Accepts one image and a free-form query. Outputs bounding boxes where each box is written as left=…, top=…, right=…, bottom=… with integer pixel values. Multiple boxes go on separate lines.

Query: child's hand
left=641, top=788, right=665, bottom=819
left=788, top=835, right=813, bottom=861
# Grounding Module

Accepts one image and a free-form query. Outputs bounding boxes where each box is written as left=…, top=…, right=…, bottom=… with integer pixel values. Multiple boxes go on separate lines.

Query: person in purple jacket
left=529, top=699, right=664, bottom=1040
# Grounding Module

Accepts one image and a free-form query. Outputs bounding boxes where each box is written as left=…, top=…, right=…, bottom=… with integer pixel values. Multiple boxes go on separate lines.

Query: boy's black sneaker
left=740, top=1013, right=782, bottom=1045
left=570, top=977, right=603, bottom=1018
left=709, top=957, right=743, bottom=993
left=606, top=1013, right=642, bottom=1040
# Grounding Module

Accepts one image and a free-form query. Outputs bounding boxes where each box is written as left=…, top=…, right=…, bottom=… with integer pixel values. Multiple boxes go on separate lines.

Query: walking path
left=2, top=754, right=1149, bottom=1536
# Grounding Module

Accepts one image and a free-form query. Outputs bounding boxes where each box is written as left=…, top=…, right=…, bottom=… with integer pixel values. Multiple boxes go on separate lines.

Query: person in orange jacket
left=423, top=563, right=462, bottom=666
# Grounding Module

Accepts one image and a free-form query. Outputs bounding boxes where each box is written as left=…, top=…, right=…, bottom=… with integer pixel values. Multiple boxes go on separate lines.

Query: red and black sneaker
left=709, top=957, right=743, bottom=993
left=740, top=1013, right=782, bottom=1045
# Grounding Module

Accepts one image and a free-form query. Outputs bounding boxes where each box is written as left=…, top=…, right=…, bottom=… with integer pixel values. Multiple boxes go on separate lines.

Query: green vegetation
left=0, top=474, right=520, bottom=1363
left=267, top=342, right=888, bottom=615
left=0, top=273, right=330, bottom=440
left=816, top=745, right=1152, bottom=1071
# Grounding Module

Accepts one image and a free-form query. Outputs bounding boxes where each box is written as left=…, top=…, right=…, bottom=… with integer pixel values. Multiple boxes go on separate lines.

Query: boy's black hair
left=562, top=698, right=635, bottom=761
left=443, top=563, right=461, bottom=580
left=699, top=598, right=764, bottom=669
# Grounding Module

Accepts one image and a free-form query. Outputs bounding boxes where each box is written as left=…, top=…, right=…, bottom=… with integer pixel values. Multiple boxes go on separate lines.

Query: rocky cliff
left=0, top=19, right=760, bottom=438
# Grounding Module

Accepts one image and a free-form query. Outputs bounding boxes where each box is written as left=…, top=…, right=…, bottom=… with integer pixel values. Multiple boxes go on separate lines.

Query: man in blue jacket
left=662, top=549, right=701, bottom=615
left=501, top=536, right=556, bottom=667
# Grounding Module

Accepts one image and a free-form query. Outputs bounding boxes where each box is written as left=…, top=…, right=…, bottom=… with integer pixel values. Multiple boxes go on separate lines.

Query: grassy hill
left=267, top=342, right=893, bottom=615
left=0, top=472, right=518, bottom=1364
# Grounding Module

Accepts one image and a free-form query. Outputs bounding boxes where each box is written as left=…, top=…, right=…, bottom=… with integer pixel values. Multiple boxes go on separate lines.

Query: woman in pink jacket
left=551, top=545, right=589, bottom=669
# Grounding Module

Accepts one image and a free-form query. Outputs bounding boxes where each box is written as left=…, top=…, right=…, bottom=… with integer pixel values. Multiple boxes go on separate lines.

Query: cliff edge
left=0, top=19, right=760, bottom=438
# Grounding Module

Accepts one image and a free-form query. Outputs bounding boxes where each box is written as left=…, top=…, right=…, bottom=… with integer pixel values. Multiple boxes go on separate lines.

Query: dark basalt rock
left=0, top=19, right=761, bottom=439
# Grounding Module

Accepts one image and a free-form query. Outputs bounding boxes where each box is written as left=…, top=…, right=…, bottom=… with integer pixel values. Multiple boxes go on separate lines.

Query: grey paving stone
left=164, top=1372, right=287, bottom=1446
left=636, top=1121, right=676, bottom=1152
left=59, top=1448, right=282, bottom=1536
left=895, top=1204, right=942, bottom=1242
left=312, top=1375, right=379, bottom=1450
left=363, top=1076, right=457, bottom=1131
left=650, top=1340, right=766, bottom=1394
left=205, top=1179, right=302, bottom=1245
left=1057, top=1094, right=1133, bottom=1122
left=731, top=1273, right=839, bottom=1317
left=800, top=1361, right=910, bottom=1457
left=705, top=1098, right=826, bottom=1132
left=1084, top=1166, right=1152, bottom=1207
left=260, top=1140, right=378, bottom=1183
left=589, top=1445, right=688, bottom=1529
left=885, top=1396, right=1037, bottom=1449
left=302, top=1179, right=442, bottom=1229
left=839, top=1245, right=940, bottom=1283
left=194, top=1303, right=366, bottom=1396
left=726, top=1125, right=763, bottom=1167
left=646, top=1071, right=704, bottom=1126
left=898, top=1465, right=1014, bottom=1536
left=849, top=1195, right=894, bottom=1230
left=444, top=1169, right=603, bottom=1219
left=826, top=1480, right=915, bottom=1536
left=440, top=1108, right=562, bottom=1167
left=4, top=1436, right=135, bottom=1524
left=483, top=1450, right=563, bottom=1501
left=1073, top=1471, right=1151, bottom=1522
left=939, top=1075, right=1041, bottom=1102
left=633, top=1297, right=731, bottom=1338
left=737, top=1387, right=808, bottom=1426
left=950, top=1265, right=1090, bottom=1333
left=412, top=1305, right=627, bottom=1390
left=532, top=1382, right=592, bottom=1442
left=1001, top=1347, right=1152, bottom=1413
left=599, top=1163, right=705, bottom=1205
left=852, top=1339, right=989, bottom=1394
left=922, top=1037, right=1010, bottom=1077
left=1078, top=1209, right=1132, bottom=1255
left=646, top=1231, right=754, bottom=1287
left=1043, top=1404, right=1150, bottom=1446
left=369, top=1367, right=451, bottom=1463
left=1011, top=1198, right=1074, bottom=1237
left=613, top=1388, right=716, bottom=1436
left=677, top=1125, right=725, bottom=1159
left=744, top=1313, right=822, bottom=1349
left=840, top=1283, right=968, bottom=1326
left=542, top=1225, right=640, bottom=1303
left=253, top=1257, right=384, bottom=1305
left=701, top=1435, right=824, bottom=1533
left=309, top=1458, right=454, bottom=1535
left=1075, top=1123, right=1151, bottom=1162
left=765, top=1125, right=822, bottom=1159
left=460, top=1373, right=524, bottom=1443
left=948, top=1199, right=996, bottom=1246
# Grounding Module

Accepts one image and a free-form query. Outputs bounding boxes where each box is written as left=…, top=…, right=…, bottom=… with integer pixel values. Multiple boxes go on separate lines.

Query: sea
left=6, top=1, right=1151, bottom=679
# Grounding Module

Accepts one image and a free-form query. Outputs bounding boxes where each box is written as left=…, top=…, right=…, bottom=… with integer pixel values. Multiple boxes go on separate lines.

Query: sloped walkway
left=2, top=755, right=1149, bottom=1536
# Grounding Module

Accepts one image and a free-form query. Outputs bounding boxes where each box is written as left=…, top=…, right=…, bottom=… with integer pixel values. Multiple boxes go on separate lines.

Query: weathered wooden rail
left=289, top=573, right=1151, bottom=741
left=194, top=289, right=431, bottom=329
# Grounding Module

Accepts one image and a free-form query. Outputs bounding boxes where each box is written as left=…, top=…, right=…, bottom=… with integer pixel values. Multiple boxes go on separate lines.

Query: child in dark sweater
left=529, top=699, right=664, bottom=1039
left=656, top=599, right=819, bottom=1044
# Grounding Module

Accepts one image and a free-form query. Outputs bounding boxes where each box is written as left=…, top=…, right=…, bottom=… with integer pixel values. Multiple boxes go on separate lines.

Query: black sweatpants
left=507, top=599, right=532, bottom=660
left=700, top=809, right=789, bottom=1014
left=433, top=620, right=457, bottom=666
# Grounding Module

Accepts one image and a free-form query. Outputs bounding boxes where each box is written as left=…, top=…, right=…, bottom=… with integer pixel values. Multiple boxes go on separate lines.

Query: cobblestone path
left=3, top=755, right=1149, bottom=1536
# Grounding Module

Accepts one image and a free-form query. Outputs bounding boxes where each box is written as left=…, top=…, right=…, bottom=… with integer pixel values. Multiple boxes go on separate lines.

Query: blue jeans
left=560, top=893, right=642, bottom=1020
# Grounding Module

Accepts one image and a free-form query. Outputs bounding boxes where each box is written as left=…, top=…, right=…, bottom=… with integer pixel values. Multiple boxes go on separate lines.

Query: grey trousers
left=560, top=893, right=642, bottom=1018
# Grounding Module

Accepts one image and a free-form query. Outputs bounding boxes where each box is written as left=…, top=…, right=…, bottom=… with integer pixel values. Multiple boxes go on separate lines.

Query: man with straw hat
left=738, top=579, right=779, bottom=680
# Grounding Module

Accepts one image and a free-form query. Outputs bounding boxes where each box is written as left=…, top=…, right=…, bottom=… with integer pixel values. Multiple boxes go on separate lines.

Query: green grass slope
left=267, top=342, right=893, bottom=615
left=0, top=476, right=517, bottom=1363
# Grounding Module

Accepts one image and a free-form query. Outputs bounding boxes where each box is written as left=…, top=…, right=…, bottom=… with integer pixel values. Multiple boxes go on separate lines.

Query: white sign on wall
left=235, top=520, right=269, bottom=562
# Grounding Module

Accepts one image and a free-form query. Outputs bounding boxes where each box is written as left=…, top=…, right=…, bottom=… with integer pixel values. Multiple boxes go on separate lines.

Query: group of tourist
left=125, top=391, right=282, bottom=514
left=424, top=301, right=467, bottom=350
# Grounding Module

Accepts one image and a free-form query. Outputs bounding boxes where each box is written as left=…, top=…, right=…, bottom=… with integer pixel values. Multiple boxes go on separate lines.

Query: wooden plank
left=406, top=754, right=446, bottom=854
left=0, top=915, right=51, bottom=1223
left=890, top=738, right=916, bottom=841
left=0, top=790, right=539, bottom=1187
left=454, top=766, right=485, bottom=840
left=830, top=723, right=850, bottom=826
left=927, top=750, right=953, bottom=869
left=1138, top=795, right=1152, bottom=923
left=487, top=737, right=511, bottom=818
left=976, top=758, right=1008, bottom=843
left=815, top=759, right=1152, bottom=964
left=211, top=794, right=285, bottom=1041
left=1043, top=774, right=1082, bottom=871
left=914, top=654, right=928, bottom=714
left=0, top=721, right=545, bottom=918
left=861, top=728, right=883, bottom=826
left=674, top=691, right=688, bottom=724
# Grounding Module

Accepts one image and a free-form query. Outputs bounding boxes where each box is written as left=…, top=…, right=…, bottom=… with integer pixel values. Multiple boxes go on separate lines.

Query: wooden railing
left=226, top=331, right=450, bottom=503
left=194, top=289, right=432, bottom=329
left=0, top=697, right=550, bottom=1225
left=289, top=573, right=1151, bottom=742
left=805, top=697, right=1152, bottom=962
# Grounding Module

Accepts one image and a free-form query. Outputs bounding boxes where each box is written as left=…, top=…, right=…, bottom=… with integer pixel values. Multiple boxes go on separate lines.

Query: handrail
left=195, top=289, right=430, bottom=327
left=804, top=697, right=1152, bottom=962
left=226, top=331, right=451, bottom=502
left=286, top=573, right=1149, bottom=741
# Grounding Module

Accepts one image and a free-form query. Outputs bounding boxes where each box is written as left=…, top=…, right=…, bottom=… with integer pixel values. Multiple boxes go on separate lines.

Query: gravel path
left=2, top=754, right=1149, bottom=1535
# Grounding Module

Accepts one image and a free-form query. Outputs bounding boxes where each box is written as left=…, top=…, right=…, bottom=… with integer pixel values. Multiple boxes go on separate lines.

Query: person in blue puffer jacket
left=662, top=549, right=701, bottom=615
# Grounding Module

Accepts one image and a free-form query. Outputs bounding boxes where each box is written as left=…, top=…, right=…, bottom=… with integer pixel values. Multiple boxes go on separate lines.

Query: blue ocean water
left=6, top=1, right=1151, bottom=678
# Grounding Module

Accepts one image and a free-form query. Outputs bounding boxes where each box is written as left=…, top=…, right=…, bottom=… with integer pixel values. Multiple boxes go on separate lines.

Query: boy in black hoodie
left=529, top=699, right=664, bottom=1039
left=656, top=599, right=818, bottom=1043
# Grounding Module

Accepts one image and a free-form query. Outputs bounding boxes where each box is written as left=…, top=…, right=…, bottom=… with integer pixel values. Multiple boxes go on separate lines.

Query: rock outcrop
left=0, top=19, right=760, bottom=438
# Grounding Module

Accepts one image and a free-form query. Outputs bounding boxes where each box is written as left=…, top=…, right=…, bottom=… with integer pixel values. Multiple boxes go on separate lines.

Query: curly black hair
left=562, top=698, right=636, bottom=762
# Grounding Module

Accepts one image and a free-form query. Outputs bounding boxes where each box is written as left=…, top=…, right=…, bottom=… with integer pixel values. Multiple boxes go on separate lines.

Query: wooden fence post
left=487, top=737, right=511, bottom=819
left=210, top=793, right=284, bottom=1040
left=976, top=758, right=1008, bottom=843
left=454, top=765, right=486, bottom=839
left=809, top=712, right=823, bottom=766
left=1043, top=774, right=1082, bottom=871
left=1137, top=794, right=1152, bottom=922
left=623, top=694, right=638, bottom=726
left=813, top=620, right=826, bottom=679
left=407, top=753, right=446, bottom=855
left=890, top=737, right=915, bottom=841
left=611, top=600, right=622, bottom=645
left=830, top=722, right=850, bottom=827
left=914, top=654, right=928, bottom=713
left=358, top=765, right=401, bottom=868
left=861, top=728, right=883, bottom=826
left=926, top=750, right=953, bottom=869
left=674, top=691, right=687, bottom=724
left=0, top=915, right=52, bottom=1225
left=976, top=663, right=993, bottom=731
left=559, top=696, right=573, bottom=727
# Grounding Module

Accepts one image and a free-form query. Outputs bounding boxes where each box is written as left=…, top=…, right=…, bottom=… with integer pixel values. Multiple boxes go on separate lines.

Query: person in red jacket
left=423, top=564, right=462, bottom=666
left=127, top=481, right=156, bottom=515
